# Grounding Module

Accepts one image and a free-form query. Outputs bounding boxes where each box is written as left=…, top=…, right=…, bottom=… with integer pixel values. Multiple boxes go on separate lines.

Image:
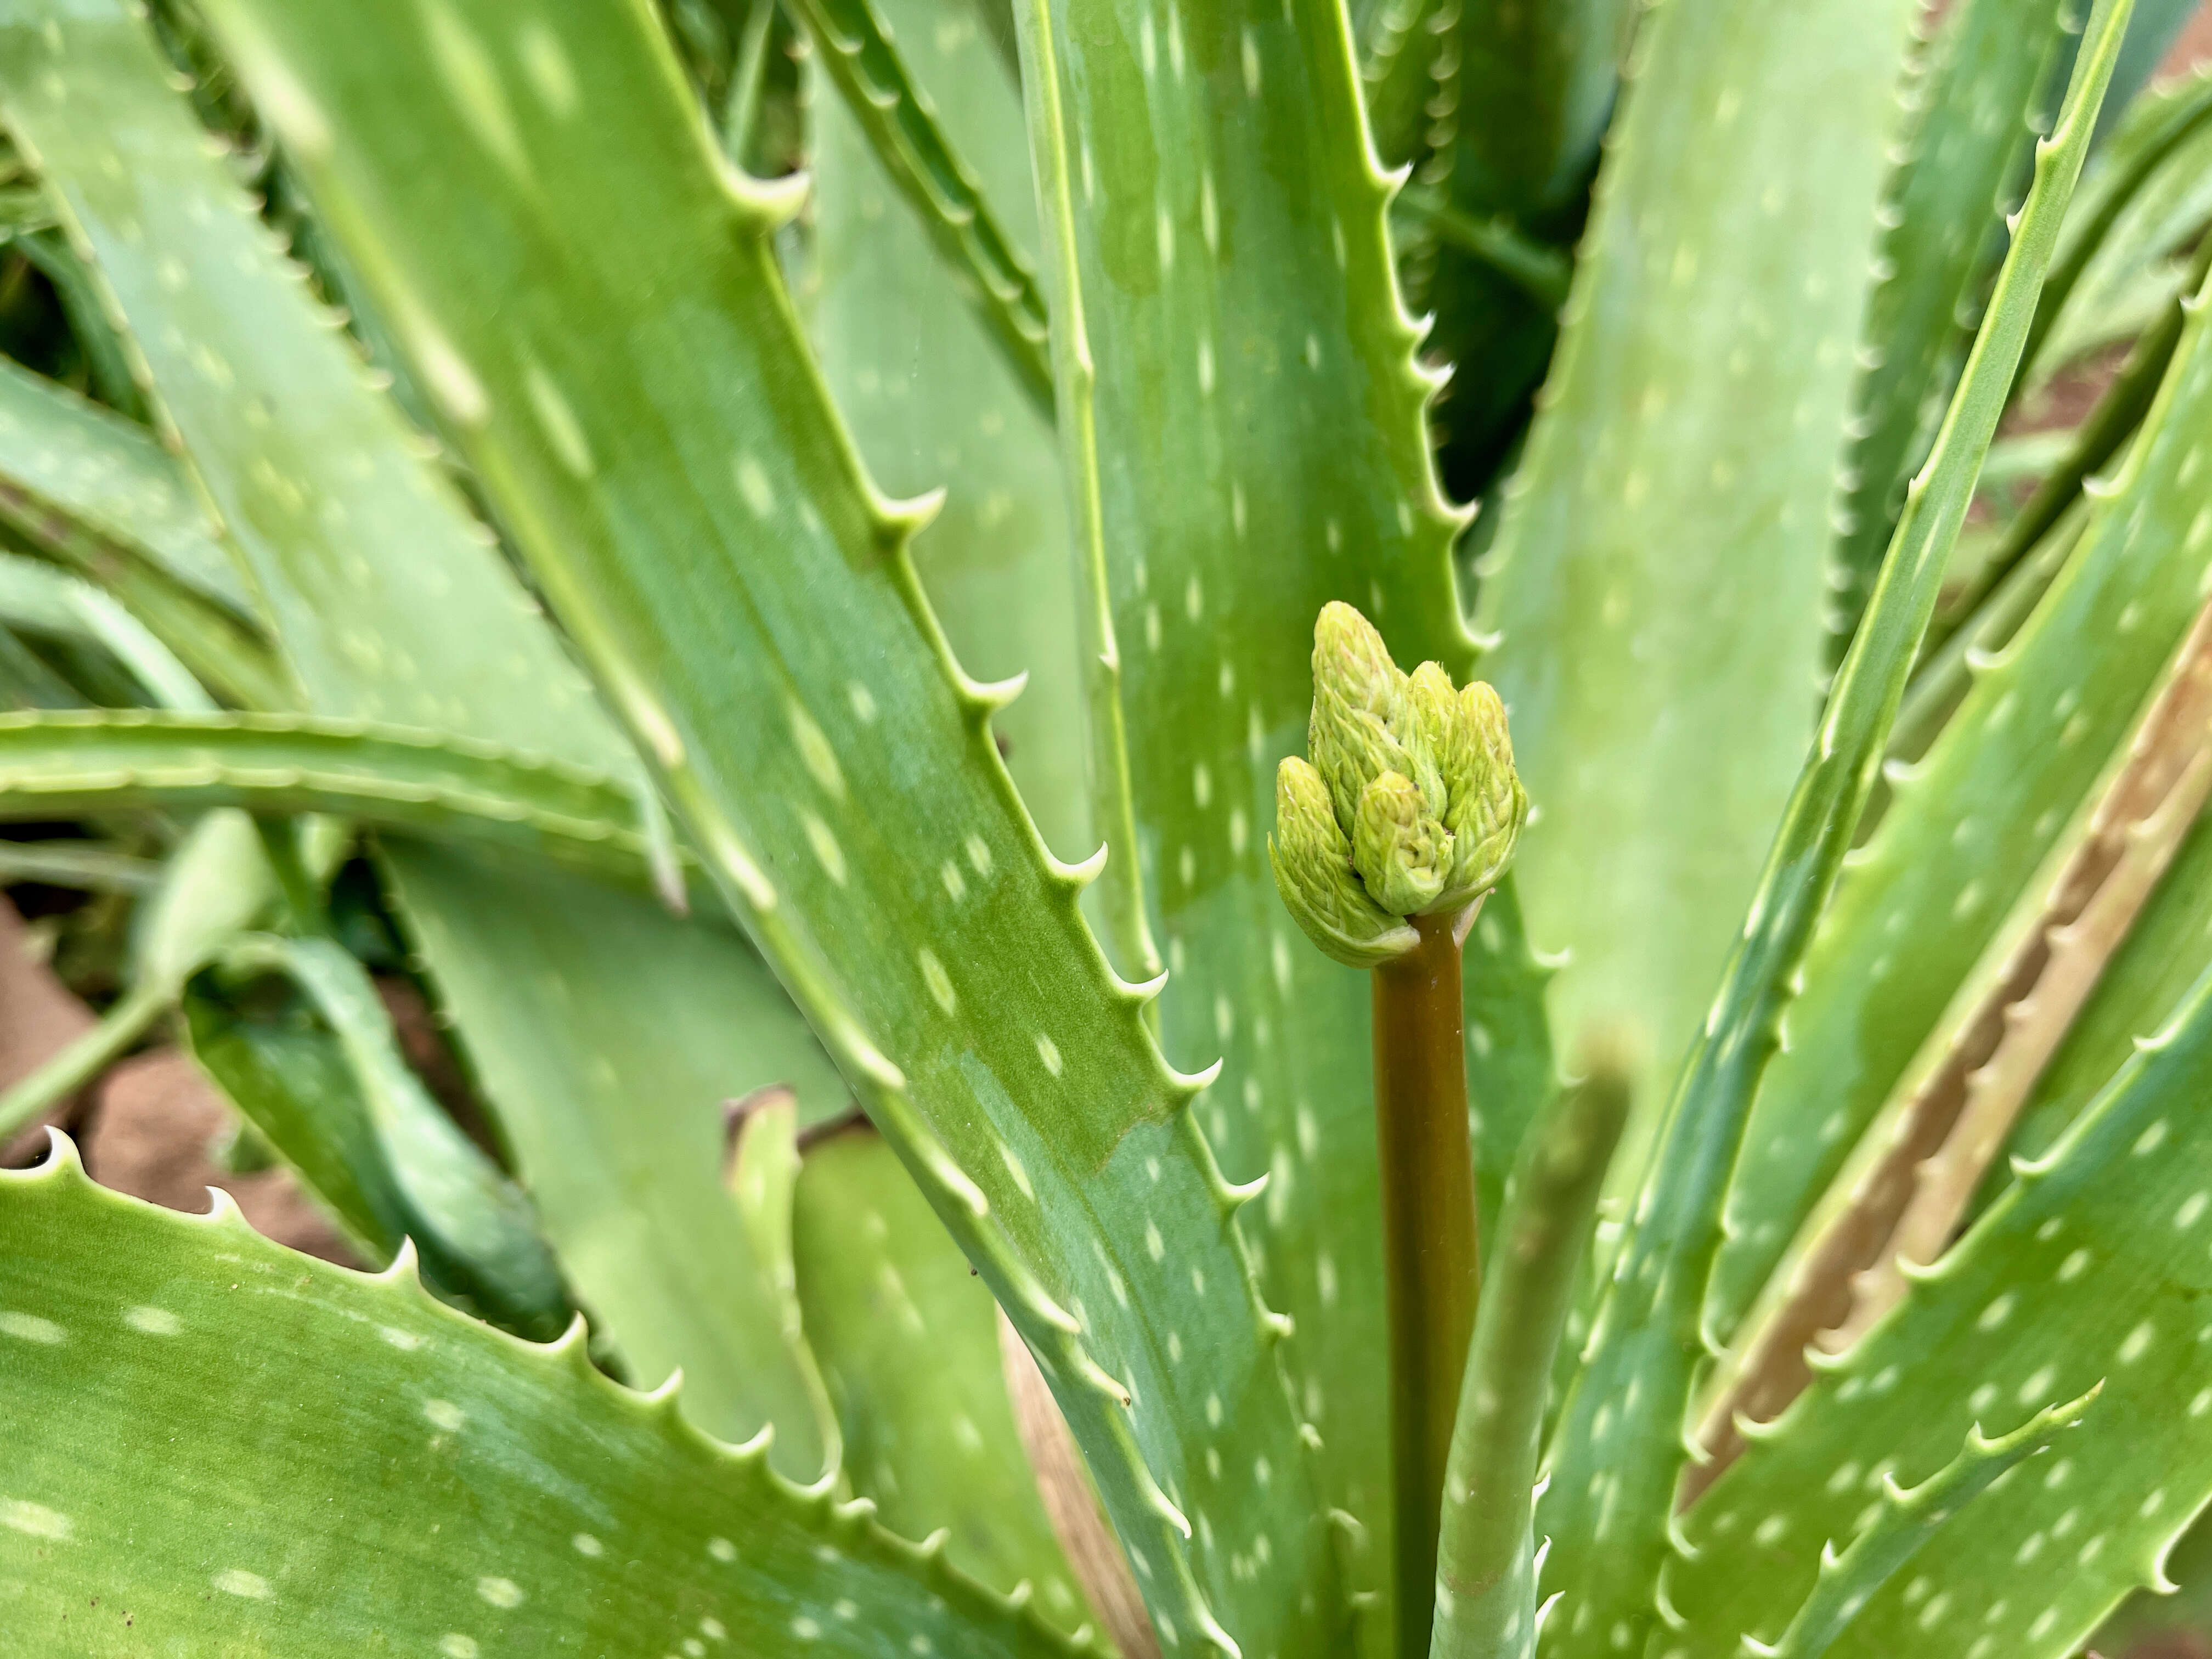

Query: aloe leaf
left=386, top=839, right=854, bottom=1435
left=1529, top=8, right=2134, bottom=1653
left=2030, top=66, right=2212, bottom=379
left=0, top=1138, right=1085, bottom=1659
left=1999, top=804, right=2212, bottom=1171
left=0, top=0, right=844, bottom=1476
left=200, top=0, right=1342, bottom=1649
left=0, top=804, right=276, bottom=1139
left=15, top=224, right=145, bottom=421
left=1364, top=0, right=1627, bottom=213
left=0, top=707, right=673, bottom=885
left=807, top=0, right=1088, bottom=859
left=1739, top=1389, right=2098, bottom=1659
left=1910, top=229, right=2207, bottom=696
left=221, top=932, right=571, bottom=1339
left=0, top=353, right=247, bottom=613
left=1661, top=952, right=2212, bottom=1659
left=1826, top=0, right=2077, bottom=658
left=0, top=837, right=159, bottom=892
left=1706, top=252, right=2212, bottom=1350
left=1015, top=0, right=1472, bottom=1628
left=794, top=1120, right=1097, bottom=1639
left=1470, top=0, right=1918, bottom=1150
left=1430, top=1058, right=1626, bottom=1659
left=786, top=0, right=1054, bottom=413
left=726, top=1088, right=846, bottom=1477
left=2024, top=67, right=2212, bottom=377
left=1462, top=879, right=1560, bottom=1266
left=0, top=548, right=210, bottom=709
left=0, top=364, right=284, bottom=709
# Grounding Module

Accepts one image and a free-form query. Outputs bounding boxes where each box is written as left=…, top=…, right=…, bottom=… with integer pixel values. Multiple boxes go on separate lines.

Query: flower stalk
left=1268, top=601, right=1527, bottom=1658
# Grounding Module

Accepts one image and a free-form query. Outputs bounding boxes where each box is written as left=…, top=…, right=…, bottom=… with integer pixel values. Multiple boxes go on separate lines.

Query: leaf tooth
left=1164, top=1055, right=1223, bottom=1099
left=1109, top=966, right=1170, bottom=1006
left=375, top=1233, right=422, bottom=1286
left=724, top=162, right=810, bottom=231
left=1043, top=840, right=1108, bottom=897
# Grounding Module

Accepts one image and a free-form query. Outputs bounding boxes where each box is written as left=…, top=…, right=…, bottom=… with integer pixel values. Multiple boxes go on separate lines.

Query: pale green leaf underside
left=197, top=0, right=1340, bottom=1649
left=0, top=0, right=842, bottom=1475
left=0, top=1143, right=1080, bottom=1659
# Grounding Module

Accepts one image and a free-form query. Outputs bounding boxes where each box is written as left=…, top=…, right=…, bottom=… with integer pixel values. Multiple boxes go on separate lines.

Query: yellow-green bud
left=1309, top=600, right=1419, bottom=834
left=1268, top=757, right=1418, bottom=967
left=1353, top=770, right=1453, bottom=916
left=1442, top=680, right=1526, bottom=899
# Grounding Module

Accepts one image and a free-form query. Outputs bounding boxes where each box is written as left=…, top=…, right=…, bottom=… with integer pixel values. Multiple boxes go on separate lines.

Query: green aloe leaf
left=806, top=0, right=1088, bottom=860
left=195, top=932, right=571, bottom=1340
left=1471, top=0, right=1919, bottom=1152
left=198, top=0, right=1344, bottom=1649
left=0, top=0, right=842, bottom=1476
left=1707, top=253, right=2212, bottom=1348
left=1530, top=5, right=2132, bottom=1652
left=0, top=549, right=211, bottom=710
left=2029, top=65, right=2212, bottom=379
left=785, top=0, right=1054, bottom=413
left=2000, top=805, right=2212, bottom=1172
left=1662, top=950, right=2212, bottom=1659
left=0, top=1139, right=1084, bottom=1659
left=1737, top=1389, right=2098, bottom=1659
left=795, top=1120, right=1097, bottom=1639
left=0, top=353, right=248, bottom=613
left=1013, top=0, right=1477, bottom=1631
left=1826, top=0, right=2076, bottom=657
left=0, top=708, right=664, bottom=886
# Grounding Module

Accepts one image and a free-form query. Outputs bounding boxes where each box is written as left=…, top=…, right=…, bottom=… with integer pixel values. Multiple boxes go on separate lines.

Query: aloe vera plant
left=8, top=0, right=2212, bottom=1654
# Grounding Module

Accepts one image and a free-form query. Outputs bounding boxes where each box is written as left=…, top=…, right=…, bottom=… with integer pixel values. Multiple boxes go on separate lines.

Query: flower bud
left=1309, top=601, right=1417, bottom=834
left=1442, top=680, right=1526, bottom=899
left=1269, top=757, right=1419, bottom=967
left=1353, top=770, right=1453, bottom=917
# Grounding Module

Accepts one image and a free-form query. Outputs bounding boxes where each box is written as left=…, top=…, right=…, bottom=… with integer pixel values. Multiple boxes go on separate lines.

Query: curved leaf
left=0, top=1138, right=1084, bottom=1659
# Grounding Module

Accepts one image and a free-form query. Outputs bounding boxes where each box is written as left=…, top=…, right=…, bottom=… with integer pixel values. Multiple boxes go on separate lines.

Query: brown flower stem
left=1372, top=906, right=1479, bottom=1658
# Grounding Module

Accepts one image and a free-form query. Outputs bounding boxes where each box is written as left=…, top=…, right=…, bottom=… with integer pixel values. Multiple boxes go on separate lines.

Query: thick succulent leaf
left=0, top=363, right=281, bottom=709
left=794, top=1121, right=1096, bottom=1639
left=1364, top=0, right=1628, bottom=214
left=1015, top=0, right=1472, bottom=1630
left=0, top=1139, right=1084, bottom=1659
left=806, top=0, right=1088, bottom=859
left=1430, top=1062, right=1626, bottom=1659
left=1530, top=8, right=2132, bottom=1653
left=0, top=707, right=665, bottom=887
left=0, top=548, right=210, bottom=709
left=1662, top=953, right=2212, bottom=1659
left=1738, top=1390, right=2098, bottom=1659
left=0, top=354, right=246, bottom=612
left=202, top=1, right=1342, bottom=1651
left=0, top=0, right=841, bottom=1476
left=2001, top=803, right=2212, bottom=1170
left=1827, top=0, right=2075, bottom=657
left=191, top=932, right=572, bottom=1340
left=785, top=0, right=1054, bottom=413
left=2030, top=66, right=2212, bottom=379
left=1471, top=0, right=1917, bottom=1144
left=1707, top=253, right=2212, bottom=1346
left=1463, top=878, right=1559, bottom=1266
left=387, top=840, right=851, bottom=1435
